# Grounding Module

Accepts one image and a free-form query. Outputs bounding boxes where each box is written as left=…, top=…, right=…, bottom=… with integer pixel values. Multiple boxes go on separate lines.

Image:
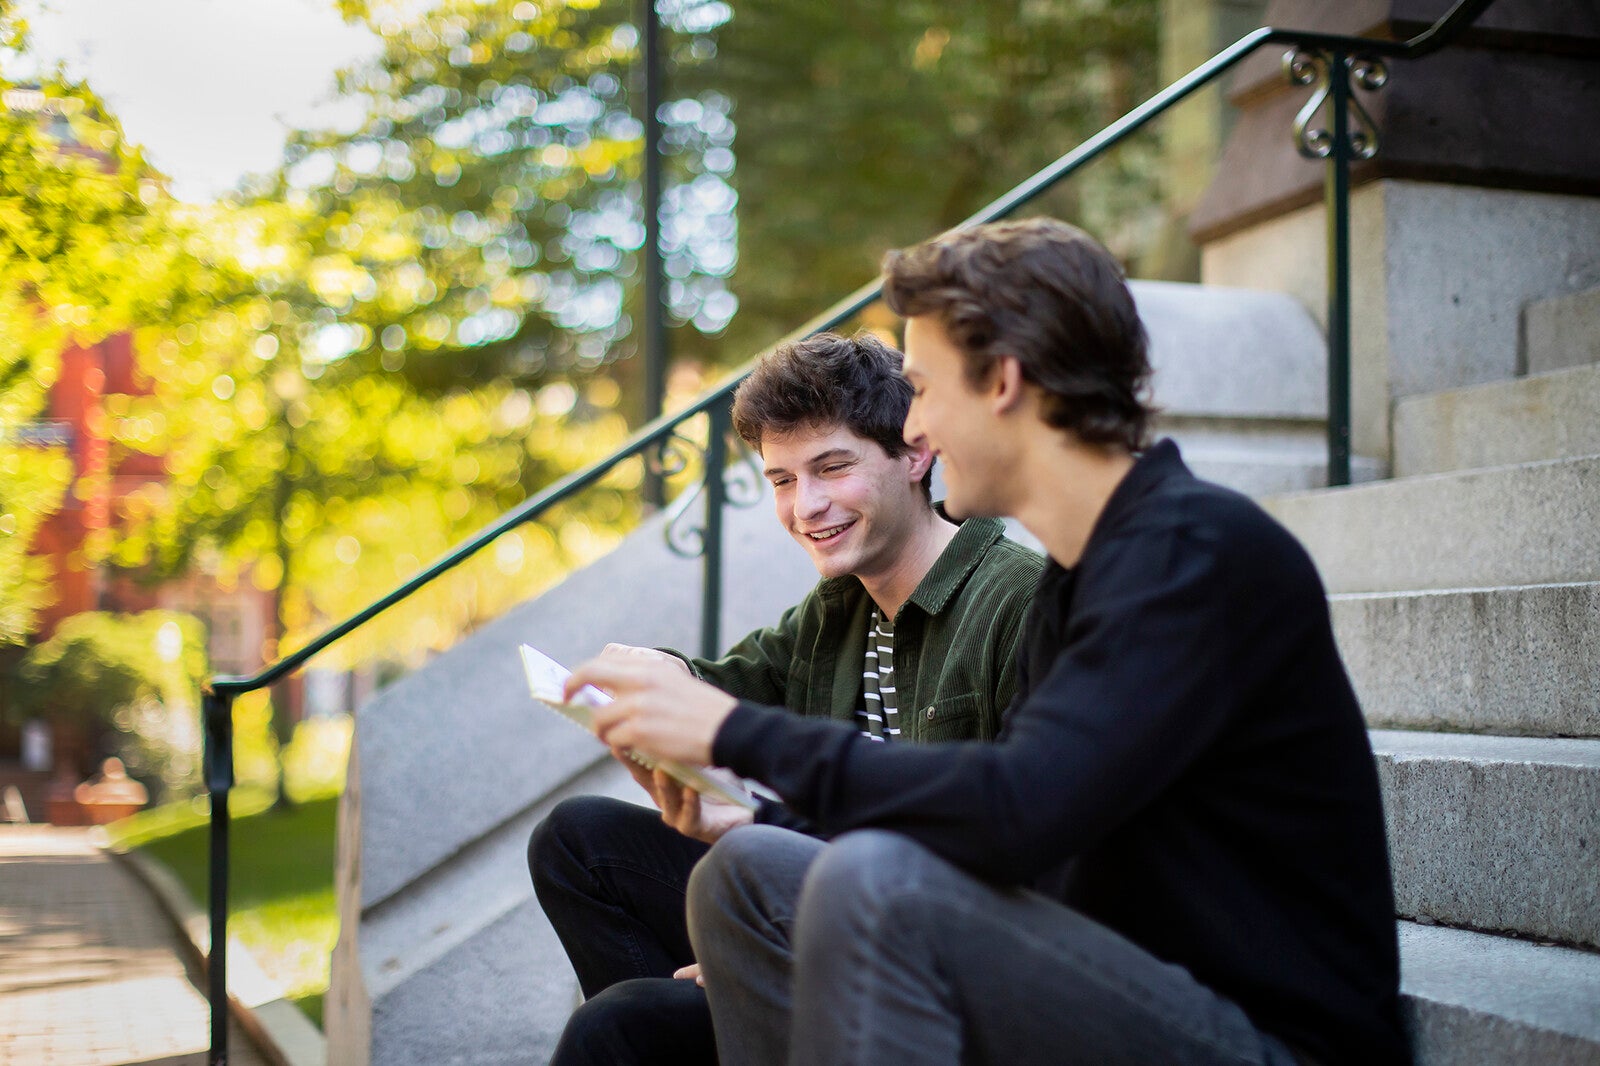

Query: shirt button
left=925, top=706, right=936, bottom=721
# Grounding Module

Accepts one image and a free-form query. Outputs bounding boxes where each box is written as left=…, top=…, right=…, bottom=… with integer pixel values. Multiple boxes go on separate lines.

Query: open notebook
left=518, top=644, right=758, bottom=811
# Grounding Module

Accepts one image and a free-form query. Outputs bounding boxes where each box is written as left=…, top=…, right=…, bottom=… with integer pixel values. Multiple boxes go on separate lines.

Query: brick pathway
left=0, top=826, right=266, bottom=1066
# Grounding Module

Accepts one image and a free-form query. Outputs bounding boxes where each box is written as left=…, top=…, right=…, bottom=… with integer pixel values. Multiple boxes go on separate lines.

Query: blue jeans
left=528, top=796, right=716, bottom=1065
left=687, top=826, right=1303, bottom=1066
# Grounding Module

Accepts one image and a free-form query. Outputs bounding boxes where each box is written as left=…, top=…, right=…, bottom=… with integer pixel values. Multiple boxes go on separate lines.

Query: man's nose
left=794, top=475, right=829, bottom=519
left=903, top=404, right=925, bottom=447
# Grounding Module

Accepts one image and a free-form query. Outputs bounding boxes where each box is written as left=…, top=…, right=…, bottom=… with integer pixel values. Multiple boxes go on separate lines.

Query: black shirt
left=713, top=440, right=1407, bottom=1064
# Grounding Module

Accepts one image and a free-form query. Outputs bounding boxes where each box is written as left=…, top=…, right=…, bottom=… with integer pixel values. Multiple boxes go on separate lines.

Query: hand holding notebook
left=519, top=644, right=758, bottom=811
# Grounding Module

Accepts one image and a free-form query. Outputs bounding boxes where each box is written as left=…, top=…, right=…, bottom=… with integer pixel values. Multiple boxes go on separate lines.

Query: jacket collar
left=816, top=508, right=1006, bottom=619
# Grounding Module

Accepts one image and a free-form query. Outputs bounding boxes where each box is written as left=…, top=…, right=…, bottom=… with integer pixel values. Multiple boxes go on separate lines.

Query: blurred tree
left=9, top=610, right=207, bottom=794
left=684, top=0, right=1162, bottom=357
left=286, top=0, right=735, bottom=411
left=0, top=6, right=185, bottom=645
left=100, top=0, right=743, bottom=689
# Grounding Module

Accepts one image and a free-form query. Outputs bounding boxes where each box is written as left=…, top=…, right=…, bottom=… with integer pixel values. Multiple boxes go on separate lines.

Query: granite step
left=1263, top=454, right=1600, bottom=594
left=1332, top=582, right=1600, bottom=738
left=1372, top=730, right=1600, bottom=949
left=1400, top=920, right=1600, bottom=1065
left=1394, top=361, right=1600, bottom=477
left=1525, top=284, right=1600, bottom=376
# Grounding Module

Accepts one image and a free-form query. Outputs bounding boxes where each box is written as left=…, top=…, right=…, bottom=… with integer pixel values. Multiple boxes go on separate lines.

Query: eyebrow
left=764, top=447, right=858, bottom=479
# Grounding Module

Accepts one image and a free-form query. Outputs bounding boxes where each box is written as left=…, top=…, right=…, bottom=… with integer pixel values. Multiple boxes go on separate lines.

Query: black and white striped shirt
left=857, top=607, right=899, bottom=741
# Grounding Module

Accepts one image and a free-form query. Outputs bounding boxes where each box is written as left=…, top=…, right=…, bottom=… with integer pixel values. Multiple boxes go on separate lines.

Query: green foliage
left=274, top=0, right=730, bottom=396
left=685, top=0, right=1163, bottom=357
left=11, top=610, right=208, bottom=797
left=0, top=445, right=69, bottom=644
left=11, top=609, right=206, bottom=724
left=280, top=713, right=353, bottom=804
left=101, top=1, right=661, bottom=675
left=0, top=5, right=182, bottom=643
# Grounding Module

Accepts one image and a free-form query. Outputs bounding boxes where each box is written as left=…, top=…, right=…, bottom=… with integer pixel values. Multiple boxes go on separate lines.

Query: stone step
left=1400, top=921, right=1600, bottom=1065
left=1394, top=361, right=1600, bottom=477
left=1133, top=280, right=1343, bottom=497
left=1263, top=453, right=1600, bottom=594
left=1525, top=284, right=1600, bottom=376
left=1177, top=441, right=1383, bottom=497
left=1332, top=582, right=1600, bottom=738
left=1372, top=731, right=1600, bottom=949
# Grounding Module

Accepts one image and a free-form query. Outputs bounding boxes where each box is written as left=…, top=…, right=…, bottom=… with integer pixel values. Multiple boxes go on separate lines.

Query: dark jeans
left=688, top=826, right=1304, bottom=1066
left=528, top=795, right=717, bottom=1065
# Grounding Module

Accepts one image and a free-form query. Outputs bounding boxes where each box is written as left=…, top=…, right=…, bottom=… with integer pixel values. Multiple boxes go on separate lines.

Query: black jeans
left=528, top=795, right=717, bottom=1065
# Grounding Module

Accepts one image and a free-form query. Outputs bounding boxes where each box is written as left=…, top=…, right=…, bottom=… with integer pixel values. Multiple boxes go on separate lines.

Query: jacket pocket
left=916, top=692, right=983, bottom=742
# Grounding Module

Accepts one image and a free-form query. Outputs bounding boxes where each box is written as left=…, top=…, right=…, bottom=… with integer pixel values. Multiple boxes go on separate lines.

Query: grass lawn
left=106, top=788, right=339, bottom=1028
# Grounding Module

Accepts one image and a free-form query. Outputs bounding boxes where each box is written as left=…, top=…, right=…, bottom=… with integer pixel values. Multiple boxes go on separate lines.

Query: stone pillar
left=1189, top=0, right=1600, bottom=462
left=1138, top=0, right=1267, bottom=281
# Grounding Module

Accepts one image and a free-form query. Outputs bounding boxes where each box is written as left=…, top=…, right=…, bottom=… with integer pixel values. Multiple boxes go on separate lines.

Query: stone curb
left=106, top=841, right=328, bottom=1066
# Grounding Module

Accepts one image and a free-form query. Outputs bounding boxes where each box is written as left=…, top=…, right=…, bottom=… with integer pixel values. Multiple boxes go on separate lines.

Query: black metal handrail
left=202, top=1, right=1494, bottom=1059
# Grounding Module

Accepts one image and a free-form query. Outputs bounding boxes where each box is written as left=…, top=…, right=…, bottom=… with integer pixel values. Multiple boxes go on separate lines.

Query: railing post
left=641, top=0, right=668, bottom=507
left=1324, top=48, right=1354, bottom=488
left=700, top=400, right=729, bottom=658
left=203, top=689, right=234, bottom=1065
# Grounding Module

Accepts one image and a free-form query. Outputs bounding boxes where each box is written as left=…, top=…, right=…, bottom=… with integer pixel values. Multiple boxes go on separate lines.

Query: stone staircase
left=331, top=273, right=1598, bottom=1062
left=1262, top=286, right=1600, bottom=1063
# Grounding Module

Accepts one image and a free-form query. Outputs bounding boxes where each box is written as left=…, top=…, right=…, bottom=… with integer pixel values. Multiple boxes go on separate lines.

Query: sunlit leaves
left=0, top=6, right=178, bottom=643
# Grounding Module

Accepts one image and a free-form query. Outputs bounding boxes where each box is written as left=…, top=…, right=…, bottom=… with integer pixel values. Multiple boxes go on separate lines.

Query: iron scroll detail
left=660, top=424, right=765, bottom=559
left=1285, top=48, right=1388, bottom=161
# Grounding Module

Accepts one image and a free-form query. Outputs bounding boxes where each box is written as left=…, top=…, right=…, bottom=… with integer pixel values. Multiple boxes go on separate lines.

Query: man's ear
left=902, top=439, right=935, bottom=482
left=990, top=355, right=1028, bottom=414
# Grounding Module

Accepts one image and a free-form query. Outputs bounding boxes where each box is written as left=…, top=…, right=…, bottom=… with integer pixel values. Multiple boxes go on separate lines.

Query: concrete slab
left=1131, top=280, right=1381, bottom=497
left=1373, top=731, right=1600, bottom=947
left=1394, top=361, right=1600, bottom=477
left=1400, top=921, right=1600, bottom=1065
left=330, top=756, right=639, bottom=1066
left=1332, top=582, right=1600, bottom=737
left=1526, top=285, right=1600, bottom=375
left=1264, top=453, right=1600, bottom=593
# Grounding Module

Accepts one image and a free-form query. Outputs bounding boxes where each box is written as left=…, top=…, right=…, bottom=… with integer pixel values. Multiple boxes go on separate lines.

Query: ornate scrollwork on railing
left=663, top=475, right=709, bottom=558
left=645, top=428, right=699, bottom=481
left=723, top=434, right=767, bottom=509
left=1284, top=48, right=1387, bottom=161
left=658, top=424, right=766, bottom=558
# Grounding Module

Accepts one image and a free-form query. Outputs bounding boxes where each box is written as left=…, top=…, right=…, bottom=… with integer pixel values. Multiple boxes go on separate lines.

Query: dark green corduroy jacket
left=684, top=515, right=1043, bottom=744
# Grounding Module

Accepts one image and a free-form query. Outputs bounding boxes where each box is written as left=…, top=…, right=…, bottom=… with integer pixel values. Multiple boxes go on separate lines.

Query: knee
left=556, top=980, right=657, bottom=1060
left=685, top=824, right=799, bottom=936
left=555, top=979, right=710, bottom=1065
left=528, top=795, right=619, bottom=892
left=566, top=978, right=654, bottom=1034
left=806, top=830, right=921, bottom=901
left=687, top=824, right=770, bottom=914
left=796, top=830, right=918, bottom=930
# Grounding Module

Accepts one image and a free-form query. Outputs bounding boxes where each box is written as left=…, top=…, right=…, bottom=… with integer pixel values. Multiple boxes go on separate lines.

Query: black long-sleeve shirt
left=712, top=440, right=1407, bottom=1064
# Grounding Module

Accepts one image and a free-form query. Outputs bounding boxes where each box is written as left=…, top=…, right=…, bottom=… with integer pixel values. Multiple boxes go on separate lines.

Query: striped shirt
left=857, top=607, right=899, bottom=741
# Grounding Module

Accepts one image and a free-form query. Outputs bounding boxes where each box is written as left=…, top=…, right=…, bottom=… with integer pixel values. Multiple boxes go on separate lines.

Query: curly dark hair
left=731, top=331, right=930, bottom=496
left=882, top=217, right=1154, bottom=452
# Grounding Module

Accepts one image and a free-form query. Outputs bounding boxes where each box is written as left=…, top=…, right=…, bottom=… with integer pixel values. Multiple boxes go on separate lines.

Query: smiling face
left=901, top=314, right=1014, bottom=520
left=761, top=422, right=932, bottom=583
